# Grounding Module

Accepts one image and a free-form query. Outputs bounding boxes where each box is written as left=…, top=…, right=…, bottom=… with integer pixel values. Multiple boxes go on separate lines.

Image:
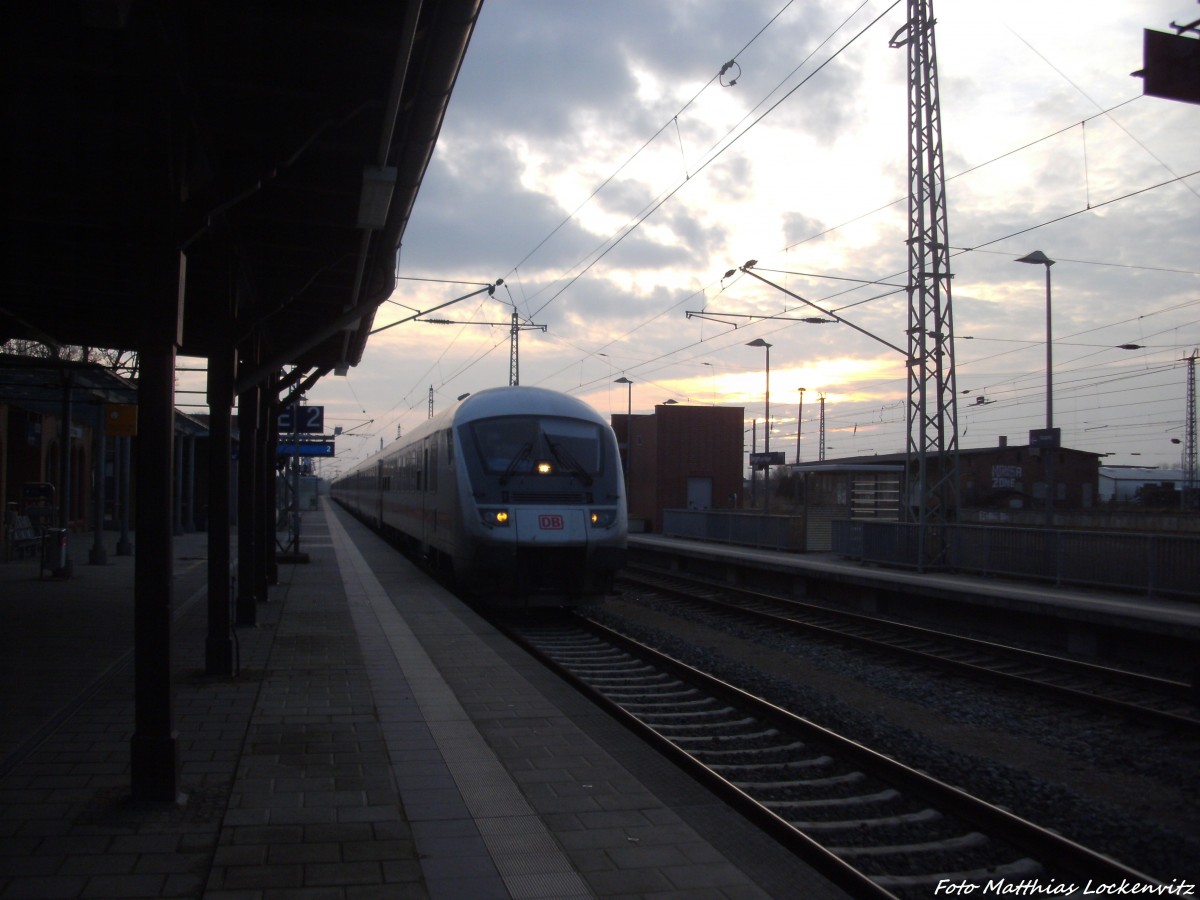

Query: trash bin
left=42, top=528, right=68, bottom=576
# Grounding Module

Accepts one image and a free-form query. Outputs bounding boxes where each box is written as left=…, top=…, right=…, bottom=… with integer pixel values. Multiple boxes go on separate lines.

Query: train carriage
left=331, top=386, right=627, bottom=607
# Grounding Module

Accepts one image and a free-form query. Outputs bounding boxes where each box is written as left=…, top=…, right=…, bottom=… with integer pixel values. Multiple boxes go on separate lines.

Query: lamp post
left=614, top=377, right=633, bottom=516
left=1016, top=250, right=1055, bottom=527
left=746, top=338, right=772, bottom=513
left=749, top=418, right=757, bottom=507
left=702, top=361, right=716, bottom=405
left=796, top=387, right=806, bottom=465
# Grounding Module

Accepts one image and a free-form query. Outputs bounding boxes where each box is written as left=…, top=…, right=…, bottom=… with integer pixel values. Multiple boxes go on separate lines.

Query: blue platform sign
left=277, top=441, right=335, bottom=457
left=749, top=451, right=786, bottom=470
left=1029, top=427, right=1061, bottom=449
left=278, top=404, right=324, bottom=434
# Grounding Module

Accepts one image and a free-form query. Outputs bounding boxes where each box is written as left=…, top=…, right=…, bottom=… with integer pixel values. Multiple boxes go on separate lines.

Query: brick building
left=612, top=404, right=744, bottom=533
left=956, top=440, right=1101, bottom=511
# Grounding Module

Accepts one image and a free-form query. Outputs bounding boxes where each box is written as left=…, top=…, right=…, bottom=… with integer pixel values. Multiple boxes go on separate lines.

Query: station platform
left=0, top=505, right=849, bottom=899
left=628, top=534, right=1200, bottom=668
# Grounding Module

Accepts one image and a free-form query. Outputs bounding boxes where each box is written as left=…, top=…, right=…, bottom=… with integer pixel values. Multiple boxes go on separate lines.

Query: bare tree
left=2, top=340, right=139, bottom=379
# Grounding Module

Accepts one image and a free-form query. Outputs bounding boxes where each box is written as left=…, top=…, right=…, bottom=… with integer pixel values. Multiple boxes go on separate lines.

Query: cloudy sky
left=307, top=0, right=1200, bottom=475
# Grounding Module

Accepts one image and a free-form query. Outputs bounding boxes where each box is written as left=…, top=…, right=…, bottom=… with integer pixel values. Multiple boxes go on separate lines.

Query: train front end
left=454, top=390, right=627, bottom=606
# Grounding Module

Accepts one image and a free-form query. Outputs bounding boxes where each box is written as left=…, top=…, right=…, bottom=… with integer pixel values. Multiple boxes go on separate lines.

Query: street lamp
left=1016, top=250, right=1055, bottom=527
left=746, top=338, right=772, bottom=513
left=796, top=387, right=806, bottom=464
left=1016, top=251, right=1055, bottom=431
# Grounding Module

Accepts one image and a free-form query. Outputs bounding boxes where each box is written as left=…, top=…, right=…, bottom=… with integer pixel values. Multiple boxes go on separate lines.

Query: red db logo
left=538, top=514, right=564, bottom=529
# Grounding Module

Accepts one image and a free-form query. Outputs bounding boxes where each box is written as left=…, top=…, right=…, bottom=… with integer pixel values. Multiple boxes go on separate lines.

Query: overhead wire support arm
left=369, top=280, right=502, bottom=336
left=236, top=281, right=503, bottom=396
left=688, top=309, right=836, bottom=326
left=684, top=311, right=740, bottom=330
left=1169, top=14, right=1200, bottom=35
left=729, top=263, right=910, bottom=357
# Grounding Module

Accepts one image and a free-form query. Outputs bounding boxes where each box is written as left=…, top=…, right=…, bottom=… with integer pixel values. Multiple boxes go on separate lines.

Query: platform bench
left=6, top=515, right=40, bottom=561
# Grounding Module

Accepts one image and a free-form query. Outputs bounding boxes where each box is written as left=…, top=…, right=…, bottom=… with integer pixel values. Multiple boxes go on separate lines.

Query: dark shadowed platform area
left=0, top=503, right=850, bottom=899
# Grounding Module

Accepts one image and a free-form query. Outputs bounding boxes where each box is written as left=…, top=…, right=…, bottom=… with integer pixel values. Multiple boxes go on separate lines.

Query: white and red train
left=331, top=386, right=628, bottom=607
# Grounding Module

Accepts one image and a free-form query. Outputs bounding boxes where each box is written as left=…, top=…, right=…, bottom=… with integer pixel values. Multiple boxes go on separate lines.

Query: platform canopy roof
left=2, top=1, right=483, bottom=385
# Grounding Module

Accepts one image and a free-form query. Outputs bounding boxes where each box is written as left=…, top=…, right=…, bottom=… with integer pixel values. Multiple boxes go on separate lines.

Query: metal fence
left=832, top=520, right=1199, bottom=600
left=662, top=509, right=799, bottom=551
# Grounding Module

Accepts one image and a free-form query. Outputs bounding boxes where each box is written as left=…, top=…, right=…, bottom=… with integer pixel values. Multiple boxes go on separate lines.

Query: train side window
left=404, top=449, right=417, bottom=490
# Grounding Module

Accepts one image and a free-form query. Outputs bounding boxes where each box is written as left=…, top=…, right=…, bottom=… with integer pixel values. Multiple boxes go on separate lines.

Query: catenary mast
left=892, top=0, right=959, bottom=569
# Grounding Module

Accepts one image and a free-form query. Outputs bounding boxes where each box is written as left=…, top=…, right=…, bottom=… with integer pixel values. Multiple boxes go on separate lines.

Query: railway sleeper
left=635, top=705, right=739, bottom=719
left=737, top=770, right=866, bottom=791
left=870, top=856, right=1043, bottom=891
left=668, top=727, right=780, bottom=743
left=582, top=672, right=673, bottom=684
left=547, top=650, right=631, bottom=662
left=707, top=755, right=835, bottom=772
left=789, top=807, right=942, bottom=831
left=621, top=697, right=720, bottom=710
left=599, top=687, right=702, bottom=700
left=827, top=830, right=988, bottom=858
left=649, top=718, right=762, bottom=733
left=691, top=740, right=810, bottom=758
left=840, top=843, right=1016, bottom=883
left=568, top=663, right=657, bottom=675
left=761, top=788, right=900, bottom=810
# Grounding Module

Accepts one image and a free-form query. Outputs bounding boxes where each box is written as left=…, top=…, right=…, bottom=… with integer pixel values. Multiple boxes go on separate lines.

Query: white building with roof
left=1098, top=466, right=1184, bottom=503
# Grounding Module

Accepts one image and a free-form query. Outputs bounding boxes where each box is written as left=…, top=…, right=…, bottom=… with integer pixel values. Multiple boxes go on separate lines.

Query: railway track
left=502, top=614, right=1160, bottom=899
left=616, top=566, right=1200, bottom=733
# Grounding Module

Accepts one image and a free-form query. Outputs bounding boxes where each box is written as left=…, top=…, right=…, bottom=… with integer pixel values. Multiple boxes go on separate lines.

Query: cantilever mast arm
left=739, top=266, right=908, bottom=358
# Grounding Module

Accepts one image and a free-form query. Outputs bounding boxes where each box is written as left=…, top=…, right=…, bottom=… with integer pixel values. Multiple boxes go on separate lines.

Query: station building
left=1, top=356, right=219, bottom=562
left=789, top=438, right=1103, bottom=526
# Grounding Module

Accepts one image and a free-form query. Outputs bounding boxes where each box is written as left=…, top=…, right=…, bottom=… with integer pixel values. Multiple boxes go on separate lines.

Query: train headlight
left=535, top=460, right=553, bottom=475
left=481, top=509, right=510, bottom=527
left=590, top=509, right=616, bottom=528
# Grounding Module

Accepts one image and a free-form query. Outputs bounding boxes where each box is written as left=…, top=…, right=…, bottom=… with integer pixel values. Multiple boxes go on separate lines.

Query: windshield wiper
left=546, top=440, right=594, bottom=485
left=499, top=442, right=532, bottom=484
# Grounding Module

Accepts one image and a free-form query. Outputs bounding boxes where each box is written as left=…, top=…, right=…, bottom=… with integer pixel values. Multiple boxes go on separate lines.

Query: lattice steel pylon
left=509, top=307, right=520, bottom=386
left=819, top=393, right=827, bottom=462
left=891, top=0, right=960, bottom=569
left=421, top=305, right=545, bottom=386
left=508, top=305, right=547, bottom=386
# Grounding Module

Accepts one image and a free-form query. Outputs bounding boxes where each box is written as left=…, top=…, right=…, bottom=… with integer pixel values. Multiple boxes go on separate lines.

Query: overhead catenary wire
left=407, top=10, right=1194, bottom=418
left=518, top=1, right=900, bottom=323
left=503, top=0, right=802, bottom=287
left=341, top=4, right=1195, bottom=468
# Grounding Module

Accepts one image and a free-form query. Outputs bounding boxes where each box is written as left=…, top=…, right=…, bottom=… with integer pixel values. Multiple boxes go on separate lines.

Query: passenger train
left=330, top=386, right=628, bottom=607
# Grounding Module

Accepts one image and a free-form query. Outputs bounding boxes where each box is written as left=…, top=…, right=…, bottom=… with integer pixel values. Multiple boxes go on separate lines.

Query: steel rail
left=499, top=613, right=1161, bottom=897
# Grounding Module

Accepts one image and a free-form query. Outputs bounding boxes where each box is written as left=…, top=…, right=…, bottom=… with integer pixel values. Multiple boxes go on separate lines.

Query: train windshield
left=471, top=417, right=603, bottom=478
